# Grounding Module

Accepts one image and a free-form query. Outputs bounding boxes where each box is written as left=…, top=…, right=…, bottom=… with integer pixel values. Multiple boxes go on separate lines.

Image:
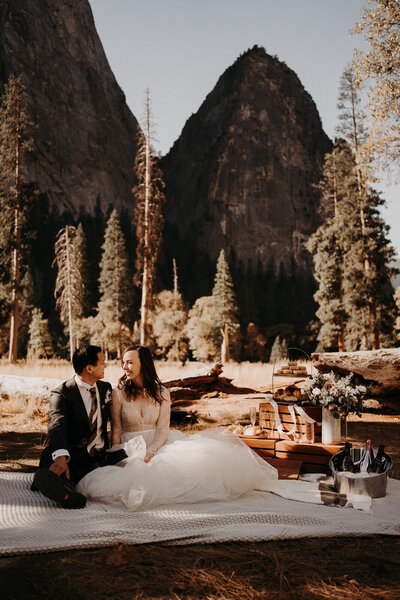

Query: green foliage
left=269, top=336, right=288, bottom=363
left=186, top=296, right=218, bottom=361
left=210, top=250, right=241, bottom=359
left=152, top=290, right=189, bottom=361
left=309, top=142, right=397, bottom=350
left=0, top=74, right=36, bottom=359
left=336, top=65, right=366, bottom=153
left=186, top=251, right=241, bottom=361
left=308, top=71, right=398, bottom=352
left=243, top=322, right=267, bottom=362
left=27, top=308, right=53, bottom=358
left=96, top=209, right=134, bottom=355
left=352, top=0, right=400, bottom=177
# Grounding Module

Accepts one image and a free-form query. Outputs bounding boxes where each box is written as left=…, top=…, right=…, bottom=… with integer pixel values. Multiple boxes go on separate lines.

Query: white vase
left=321, top=407, right=341, bottom=444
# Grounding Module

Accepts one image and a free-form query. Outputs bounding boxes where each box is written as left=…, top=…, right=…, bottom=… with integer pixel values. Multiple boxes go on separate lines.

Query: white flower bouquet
left=303, top=371, right=366, bottom=419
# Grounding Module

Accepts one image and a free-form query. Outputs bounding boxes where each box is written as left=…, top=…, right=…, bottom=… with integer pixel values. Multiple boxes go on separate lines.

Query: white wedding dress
left=77, top=387, right=278, bottom=511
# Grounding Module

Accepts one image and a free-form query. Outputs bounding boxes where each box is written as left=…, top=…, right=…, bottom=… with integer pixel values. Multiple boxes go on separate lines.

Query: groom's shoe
left=33, top=469, right=86, bottom=509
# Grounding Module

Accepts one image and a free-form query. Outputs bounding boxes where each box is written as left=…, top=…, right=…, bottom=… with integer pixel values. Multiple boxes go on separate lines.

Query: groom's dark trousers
left=38, top=377, right=120, bottom=484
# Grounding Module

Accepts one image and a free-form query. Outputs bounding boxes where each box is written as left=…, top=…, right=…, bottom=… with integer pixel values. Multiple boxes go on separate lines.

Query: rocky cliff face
left=161, top=46, right=331, bottom=315
left=0, top=0, right=140, bottom=212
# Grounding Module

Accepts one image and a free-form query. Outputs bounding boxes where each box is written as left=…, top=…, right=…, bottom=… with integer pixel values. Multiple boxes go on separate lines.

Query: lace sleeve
left=111, top=388, right=123, bottom=445
left=146, top=387, right=171, bottom=455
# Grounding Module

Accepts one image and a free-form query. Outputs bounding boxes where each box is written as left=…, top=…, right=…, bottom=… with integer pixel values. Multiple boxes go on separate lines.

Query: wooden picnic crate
left=239, top=436, right=345, bottom=478
left=275, top=440, right=345, bottom=475
left=240, top=437, right=276, bottom=461
left=259, top=402, right=322, bottom=442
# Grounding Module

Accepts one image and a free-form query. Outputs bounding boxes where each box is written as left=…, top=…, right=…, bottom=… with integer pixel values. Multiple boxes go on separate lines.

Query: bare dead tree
left=133, top=89, right=165, bottom=345
left=53, top=225, right=83, bottom=360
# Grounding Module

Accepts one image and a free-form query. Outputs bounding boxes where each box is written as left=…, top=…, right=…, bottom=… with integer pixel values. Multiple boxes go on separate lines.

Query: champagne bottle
left=367, top=444, right=385, bottom=473
left=342, top=442, right=357, bottom=473
left=359, top=439, right=372, bottom=472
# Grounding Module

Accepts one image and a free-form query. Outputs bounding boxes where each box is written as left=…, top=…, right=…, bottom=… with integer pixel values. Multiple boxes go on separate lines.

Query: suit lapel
left=97, top=381, right=111, bottom=446
left=65, top=377, right=90, bottom=426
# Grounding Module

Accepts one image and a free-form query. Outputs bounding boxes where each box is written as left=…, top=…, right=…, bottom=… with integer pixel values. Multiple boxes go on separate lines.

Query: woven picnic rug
left=1, top=473, right=399, bottom=555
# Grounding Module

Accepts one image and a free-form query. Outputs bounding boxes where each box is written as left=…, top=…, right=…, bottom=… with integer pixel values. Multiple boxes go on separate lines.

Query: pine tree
left=270, top=336, right=288, bottom=363
left=152, top=290, right=189, bottom=361
left=0, top=74, right=35, bottom=361
left=53, top=225, right=83, bottom=360
left=306, top=140, right=354, bottom=351
left=133, top=89, right=165, bottom=345
left=97, top=209, right=134, bottom=356
left=352, top=0, right=400, bottom=176
left=186, top=251, right=241, bottom=362
left=210, top=250, right=241, bottom=361
left=307, top=137, right=397, bottom=351
left=27, top=308, right=53, bottom=359
left=186, top=296, right=218, bottom=361
left=335, top=65, right=397, bottom=348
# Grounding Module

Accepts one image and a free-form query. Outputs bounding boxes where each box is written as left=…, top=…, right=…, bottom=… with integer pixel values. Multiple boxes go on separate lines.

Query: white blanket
left=1, top=473, right=399, bottom=555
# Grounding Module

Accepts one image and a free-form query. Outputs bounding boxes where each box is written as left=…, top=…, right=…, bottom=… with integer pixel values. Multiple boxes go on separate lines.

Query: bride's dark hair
left=118, top=344, right=164, bottom=404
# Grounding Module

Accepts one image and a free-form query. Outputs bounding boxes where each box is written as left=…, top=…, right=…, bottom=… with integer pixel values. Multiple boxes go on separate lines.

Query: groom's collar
left=74, top=374, right=96, bottom=391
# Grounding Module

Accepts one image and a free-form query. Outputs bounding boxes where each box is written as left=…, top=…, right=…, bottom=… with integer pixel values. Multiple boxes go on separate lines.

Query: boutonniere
left=104, top=389, right=112, bottom=405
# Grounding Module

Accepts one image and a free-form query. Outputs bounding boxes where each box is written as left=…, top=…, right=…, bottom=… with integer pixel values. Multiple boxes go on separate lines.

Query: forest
left=0, top=1, right=399, bottom=364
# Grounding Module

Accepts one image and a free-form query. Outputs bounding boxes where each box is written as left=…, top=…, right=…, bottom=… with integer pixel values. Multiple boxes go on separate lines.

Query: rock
left=0, top=0, right=141, bottom=213
left=162, top=45, right=331, bottom=309
left=312, top=349, right=400, bottom=396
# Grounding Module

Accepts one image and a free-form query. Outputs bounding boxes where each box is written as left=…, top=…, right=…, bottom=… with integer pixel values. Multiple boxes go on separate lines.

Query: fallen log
left=312, top=348, right=400, bottom=396
left=163, top=363, right=223, bottom=389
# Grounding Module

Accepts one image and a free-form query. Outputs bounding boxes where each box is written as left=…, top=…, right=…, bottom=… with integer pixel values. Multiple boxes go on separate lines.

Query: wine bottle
left=359, top=439, right=372, bottom=472
left=342, top=442, right=357, bottom=473
left=367, top=444, right=385, bottom=474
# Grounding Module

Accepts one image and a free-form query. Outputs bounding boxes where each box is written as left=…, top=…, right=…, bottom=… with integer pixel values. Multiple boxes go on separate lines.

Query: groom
left=33, top=344, right=126, bottom=509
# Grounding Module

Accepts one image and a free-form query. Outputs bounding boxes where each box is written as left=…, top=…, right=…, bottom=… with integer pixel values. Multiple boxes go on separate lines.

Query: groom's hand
left=50, top=456, right=70, bottom=479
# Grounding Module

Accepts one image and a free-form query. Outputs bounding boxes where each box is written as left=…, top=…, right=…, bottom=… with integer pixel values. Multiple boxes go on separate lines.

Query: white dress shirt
left=51, top=375, right=103, bottom=461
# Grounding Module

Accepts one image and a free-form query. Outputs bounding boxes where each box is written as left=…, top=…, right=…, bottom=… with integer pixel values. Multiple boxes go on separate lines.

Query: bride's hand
left=144, top=451, right=154, bottom=463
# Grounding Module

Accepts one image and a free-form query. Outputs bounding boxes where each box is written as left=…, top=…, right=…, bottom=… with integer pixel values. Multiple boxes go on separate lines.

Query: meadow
left=0, top=358, right=303, bottom=390
left=1, top=358, right=400, bottom=600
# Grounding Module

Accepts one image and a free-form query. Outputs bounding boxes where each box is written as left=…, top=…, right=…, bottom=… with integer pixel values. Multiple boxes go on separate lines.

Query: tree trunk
left=221, top=323, right=230, bottom=364
left=65, top=227, right=74, bottom=362
left=8, top=135, right=20, bottom=363
left=312, top=348, right=400, bottom=396
left=140, top=255, right=148, bottom=345
left=140, top=90, right=151, bottom=346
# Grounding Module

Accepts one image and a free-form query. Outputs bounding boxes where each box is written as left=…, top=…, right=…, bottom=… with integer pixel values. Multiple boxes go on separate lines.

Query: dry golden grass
left=0, top=358, right=310, bottom=389
left=1, top=537, right=400, bottom=600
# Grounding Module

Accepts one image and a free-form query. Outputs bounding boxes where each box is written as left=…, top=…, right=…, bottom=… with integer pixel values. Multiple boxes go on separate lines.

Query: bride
left=77, top=344, right=278, bottom=510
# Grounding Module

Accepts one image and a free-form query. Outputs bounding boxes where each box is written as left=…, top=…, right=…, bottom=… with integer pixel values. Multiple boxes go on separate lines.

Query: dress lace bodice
left=111, top=386, right=171, bottom=455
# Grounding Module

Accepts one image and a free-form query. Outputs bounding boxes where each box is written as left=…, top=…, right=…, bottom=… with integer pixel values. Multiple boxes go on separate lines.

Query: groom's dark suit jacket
left=39, top=377, right=112, bottom=483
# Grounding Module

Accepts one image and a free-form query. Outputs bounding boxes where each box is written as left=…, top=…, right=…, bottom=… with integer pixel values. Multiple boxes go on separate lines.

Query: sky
left=88, top=0, right=399, bottom=257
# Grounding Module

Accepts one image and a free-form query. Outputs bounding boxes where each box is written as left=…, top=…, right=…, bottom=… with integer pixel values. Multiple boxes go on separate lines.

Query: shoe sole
left=33, top=469, right=86, bottom=509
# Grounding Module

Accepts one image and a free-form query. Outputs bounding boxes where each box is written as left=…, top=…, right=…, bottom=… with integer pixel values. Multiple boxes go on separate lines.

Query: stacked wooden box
left=240, top=402, right=344, bottom=478
left=259, top=403, right=322, bottom=442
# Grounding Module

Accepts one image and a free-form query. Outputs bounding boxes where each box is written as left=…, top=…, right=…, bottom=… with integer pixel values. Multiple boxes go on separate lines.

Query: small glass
left=304, top=421, right=315, bottom=444
left=249, top=407, right=257, bottom=426
left=259, top=407, right=268, bottom=430
left=270, top=415, right=278, bottom=439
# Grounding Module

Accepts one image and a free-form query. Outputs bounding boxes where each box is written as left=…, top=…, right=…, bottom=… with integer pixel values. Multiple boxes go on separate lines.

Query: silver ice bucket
left=330, top=451, right=392, bottom=499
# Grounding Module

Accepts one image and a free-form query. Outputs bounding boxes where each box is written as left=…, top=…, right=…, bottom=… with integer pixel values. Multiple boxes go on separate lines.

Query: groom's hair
left=73, top=345, right=102, bottom=374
